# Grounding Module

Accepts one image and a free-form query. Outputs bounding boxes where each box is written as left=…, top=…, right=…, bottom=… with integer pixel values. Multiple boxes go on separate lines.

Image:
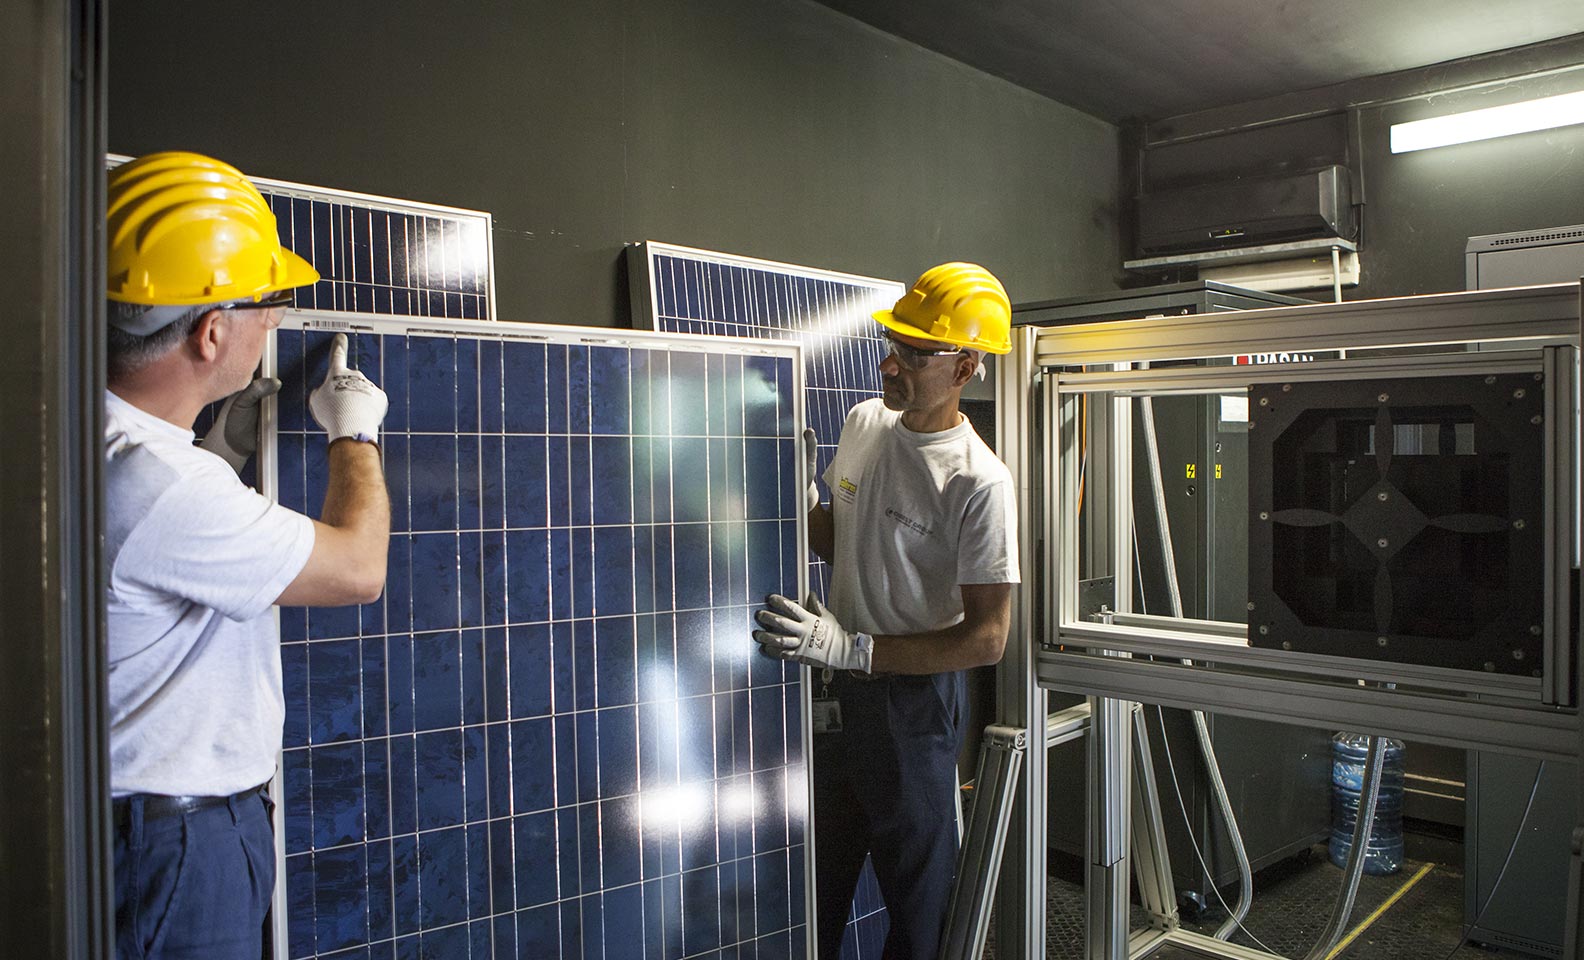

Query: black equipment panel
left=1248, top=372, right=1546, bottom=675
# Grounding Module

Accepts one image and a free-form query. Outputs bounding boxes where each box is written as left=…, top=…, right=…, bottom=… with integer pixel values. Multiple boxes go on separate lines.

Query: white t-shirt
left=105, top=390, right=314, bottom=797
left=823, top=398, right=1020, bottom=637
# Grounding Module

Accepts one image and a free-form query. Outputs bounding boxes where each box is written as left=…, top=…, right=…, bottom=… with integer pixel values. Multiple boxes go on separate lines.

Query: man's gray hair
left=105, top=300, right=220, bottom=380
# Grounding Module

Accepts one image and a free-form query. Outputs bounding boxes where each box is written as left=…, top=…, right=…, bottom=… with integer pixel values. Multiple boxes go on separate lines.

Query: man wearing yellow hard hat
left=753, top=263, right=1020, bottom=958
left=104, top=152, right=391, bottom=960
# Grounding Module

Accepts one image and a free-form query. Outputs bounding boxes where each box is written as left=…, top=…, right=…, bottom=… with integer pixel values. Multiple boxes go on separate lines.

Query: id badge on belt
left=811, top=667, right=843, bottom=734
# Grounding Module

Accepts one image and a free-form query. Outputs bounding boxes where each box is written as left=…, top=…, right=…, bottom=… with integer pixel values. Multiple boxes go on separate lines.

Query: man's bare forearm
left=323, top=439, right=390, bottom=551
left=869, top=619, right=1005, bottom=674
left=868, top=582, right=1013, bottom=674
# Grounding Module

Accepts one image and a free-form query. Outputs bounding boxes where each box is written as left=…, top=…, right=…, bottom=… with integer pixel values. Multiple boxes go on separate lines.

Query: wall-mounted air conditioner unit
left=1137, top=165, right=1355, bottom=257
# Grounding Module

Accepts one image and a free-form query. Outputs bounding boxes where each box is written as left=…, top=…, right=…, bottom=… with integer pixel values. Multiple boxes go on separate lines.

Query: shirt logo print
left=884, top=507, right=935, bottom=537
left=836, top=477, right=858, bottom=504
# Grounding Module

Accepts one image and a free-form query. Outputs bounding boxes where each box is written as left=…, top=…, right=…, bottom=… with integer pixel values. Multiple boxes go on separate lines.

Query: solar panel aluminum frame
left=257, top=308, right=814, bottom=960
left=1029, top=284, right=1582, bottom=762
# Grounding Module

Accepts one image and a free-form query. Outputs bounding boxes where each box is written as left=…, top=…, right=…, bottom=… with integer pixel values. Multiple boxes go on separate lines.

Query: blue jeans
left=813, top=671, right=966, bottom=960
left=114, top=789, right=275, bottom=960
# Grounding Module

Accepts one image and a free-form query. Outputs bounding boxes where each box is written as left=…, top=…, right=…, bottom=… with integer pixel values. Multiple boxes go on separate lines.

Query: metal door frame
left=0, top=0, right=112, bottom=957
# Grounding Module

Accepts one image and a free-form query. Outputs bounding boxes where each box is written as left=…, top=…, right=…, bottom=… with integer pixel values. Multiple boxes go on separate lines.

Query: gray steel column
left=0, top=1, right=110, bottom=958
left=995, top=325, right=1047, bottom=958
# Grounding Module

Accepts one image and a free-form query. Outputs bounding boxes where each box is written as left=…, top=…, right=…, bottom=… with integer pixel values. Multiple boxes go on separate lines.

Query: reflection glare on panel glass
left=795, top=314, right=883, bottom=361
left=641, top=783, right=712, bottom=830
left=458, top=220, right=489, bottom=292
left=720, top=780, right=759, bottom=823
left=640, top=664, right=677, bottom=704
left=742, top=367, right=781, bottom=421
left=784, top=765, right=808, bottom=820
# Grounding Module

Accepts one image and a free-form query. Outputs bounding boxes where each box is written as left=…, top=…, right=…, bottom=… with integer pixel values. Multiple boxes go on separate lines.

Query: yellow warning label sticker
left=1215, top=463, right=1223, bottom=479
left=1185, top=464, right=1196, bottom=479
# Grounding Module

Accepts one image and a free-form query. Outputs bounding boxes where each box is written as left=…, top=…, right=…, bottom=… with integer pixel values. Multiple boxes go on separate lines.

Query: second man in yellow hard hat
left=754, top=262, right=1021, bottom=958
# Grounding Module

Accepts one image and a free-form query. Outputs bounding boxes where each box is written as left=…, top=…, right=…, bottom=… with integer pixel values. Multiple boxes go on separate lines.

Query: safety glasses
left=220, top=290, right=295, bottom=311
left=885, top=334, right=966, bottom=370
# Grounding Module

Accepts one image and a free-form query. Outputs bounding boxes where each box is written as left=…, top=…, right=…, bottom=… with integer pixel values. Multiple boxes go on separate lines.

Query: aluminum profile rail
left=1087, top=691, right=1133, bottom=960
left=1051, top=347, right=1550, bottom=396
left=1040, top=649, right=1576, bottom=763
left=938, top=725, right=1027, bottom=960
left=1569, top=281, right=1584, bottom=960
left=1034, top=282, right=1582, bottom=367
left=994, top=324, right=1045, bottom=958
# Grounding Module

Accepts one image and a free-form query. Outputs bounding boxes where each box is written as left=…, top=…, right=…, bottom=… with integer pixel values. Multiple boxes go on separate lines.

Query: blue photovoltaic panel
left=269, top=314, right=808, bottom=960
left=630, top=244, right=902, bottom=959
left=630, top=244, right=900, bottom=590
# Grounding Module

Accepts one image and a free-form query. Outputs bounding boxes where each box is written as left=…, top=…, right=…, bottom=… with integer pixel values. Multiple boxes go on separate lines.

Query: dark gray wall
left=1138, top=38, right=1584, bottom=300
left=109, top=0, right=1121, bottom=326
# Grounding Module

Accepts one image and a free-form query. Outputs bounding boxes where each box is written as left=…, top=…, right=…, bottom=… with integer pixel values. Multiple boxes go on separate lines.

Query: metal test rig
left=974, top=281, right=1584, bottom=960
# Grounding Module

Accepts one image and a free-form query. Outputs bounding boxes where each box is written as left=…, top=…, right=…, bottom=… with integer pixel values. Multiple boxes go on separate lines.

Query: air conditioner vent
left=1491, top=228, right=1584, bottom=246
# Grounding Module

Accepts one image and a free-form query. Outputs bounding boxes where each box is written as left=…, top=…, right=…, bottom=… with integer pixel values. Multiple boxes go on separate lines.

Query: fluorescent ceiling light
left=1390, top=89, right=1584, bottom=153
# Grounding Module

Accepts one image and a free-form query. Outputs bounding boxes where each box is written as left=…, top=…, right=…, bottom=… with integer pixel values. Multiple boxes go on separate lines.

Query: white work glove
left=309, top=333, right=388, bottom=445
left=803, top=428, right=820, bottom=512
left=201, top=377, right=279, bottom=473
left=753, top=592, right=874, bottom=674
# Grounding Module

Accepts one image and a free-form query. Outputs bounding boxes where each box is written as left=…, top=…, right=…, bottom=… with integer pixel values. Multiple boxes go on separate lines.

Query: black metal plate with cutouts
left=1247, top=372, right=1546, bottom=676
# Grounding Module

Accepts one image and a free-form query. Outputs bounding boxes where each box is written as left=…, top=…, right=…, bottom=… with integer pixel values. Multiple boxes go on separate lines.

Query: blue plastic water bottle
left=1328, top=732, right=1405, bottom=876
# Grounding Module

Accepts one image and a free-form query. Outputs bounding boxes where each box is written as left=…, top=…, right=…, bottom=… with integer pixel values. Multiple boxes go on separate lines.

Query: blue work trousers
left=114, top=788, right=275, bottom=960
left=813, top=670, right=966, bottom=960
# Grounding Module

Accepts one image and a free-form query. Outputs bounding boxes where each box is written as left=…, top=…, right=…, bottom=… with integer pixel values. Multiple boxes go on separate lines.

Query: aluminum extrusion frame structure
left=1024, top=282, right=1584, bottom=959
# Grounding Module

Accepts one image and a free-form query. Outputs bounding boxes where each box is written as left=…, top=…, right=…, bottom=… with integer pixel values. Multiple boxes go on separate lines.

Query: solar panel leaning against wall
left=628, top=241, right=904, bottom=958
left=266, top=313, right=811, bottom=959
left=627, top=242, right=901, bottom=602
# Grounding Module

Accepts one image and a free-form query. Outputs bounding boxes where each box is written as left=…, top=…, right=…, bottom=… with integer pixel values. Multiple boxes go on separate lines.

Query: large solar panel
left=264, top=312, right=810, bottom=959
left=629, top=243, right=902, bottom=958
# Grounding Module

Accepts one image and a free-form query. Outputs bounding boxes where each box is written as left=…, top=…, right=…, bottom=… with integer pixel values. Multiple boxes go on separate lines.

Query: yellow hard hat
left=106, top=151, right=319, bottom=307
left=873, top=262, right=1011, bottom=355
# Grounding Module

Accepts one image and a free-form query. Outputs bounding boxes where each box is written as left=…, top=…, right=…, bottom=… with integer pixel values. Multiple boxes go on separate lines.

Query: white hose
left=1301, top=735, right=1386, bottom=960
left=1138, top=393, right=1254, bottom=938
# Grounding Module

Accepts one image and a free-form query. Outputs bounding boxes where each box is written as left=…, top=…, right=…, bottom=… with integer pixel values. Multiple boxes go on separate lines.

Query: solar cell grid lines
left=630, top=243, right=903, bottom=957
left=263, top=189, right=493, bottom=322
left=268, top=313, right=809, bottom=960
